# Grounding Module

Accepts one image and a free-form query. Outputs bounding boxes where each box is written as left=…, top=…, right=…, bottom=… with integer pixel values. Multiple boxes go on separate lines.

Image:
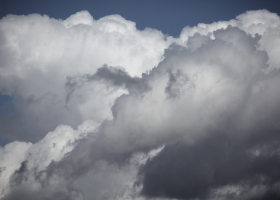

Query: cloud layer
left=0, top=9, right=280, bottom=200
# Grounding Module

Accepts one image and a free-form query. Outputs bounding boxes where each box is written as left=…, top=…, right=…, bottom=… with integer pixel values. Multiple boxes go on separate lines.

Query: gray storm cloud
left=0, top=9, right=280, bottom=200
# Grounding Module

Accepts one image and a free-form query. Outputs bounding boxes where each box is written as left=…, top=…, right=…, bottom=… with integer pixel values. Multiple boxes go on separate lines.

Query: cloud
left=1, top=9, right=280, bottom=200
left=0, top=10, right=172, bottom=142
left=138, top=133, right=280, bottom=200
left=65, top=64, right=150, bottom=104
left=0, top=120, right=97, bottom=199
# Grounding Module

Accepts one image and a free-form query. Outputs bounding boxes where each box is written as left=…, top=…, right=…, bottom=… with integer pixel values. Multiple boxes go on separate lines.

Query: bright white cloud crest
left=0, top=9, right=280, bottom=200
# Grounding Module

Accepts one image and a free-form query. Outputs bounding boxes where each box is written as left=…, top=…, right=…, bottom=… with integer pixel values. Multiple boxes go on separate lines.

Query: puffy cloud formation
left=0, top=9, right=280, bottom=200
left=0, top=10, right=172, bottom=141
left=0, top=120, right=97, bottom=198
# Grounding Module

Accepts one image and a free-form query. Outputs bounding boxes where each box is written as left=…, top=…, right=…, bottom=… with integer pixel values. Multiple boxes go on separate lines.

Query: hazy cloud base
left=0, top=9, right=280, bottom=200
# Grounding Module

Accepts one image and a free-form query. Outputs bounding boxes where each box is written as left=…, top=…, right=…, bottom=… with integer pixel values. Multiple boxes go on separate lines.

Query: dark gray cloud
left=250, top=189, right=280, bottom=200
left=138, top=131, right=280, bottom=200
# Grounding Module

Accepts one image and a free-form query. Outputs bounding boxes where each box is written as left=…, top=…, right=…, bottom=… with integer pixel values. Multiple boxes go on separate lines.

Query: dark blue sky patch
left=0, top=135, right=11, bottom=146
left=0, top=94, right=15, bottom=116
left=0, top=95, right=14, bottom=146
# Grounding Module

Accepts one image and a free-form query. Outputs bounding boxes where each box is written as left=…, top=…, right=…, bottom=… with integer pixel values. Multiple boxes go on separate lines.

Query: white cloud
left=0, top=141, right=32, bottom=197
left=180, top=10, right=280, bottom=71
left=0, top=10, right=173, bottom=141
left=0, top=120, right=97, bottom=198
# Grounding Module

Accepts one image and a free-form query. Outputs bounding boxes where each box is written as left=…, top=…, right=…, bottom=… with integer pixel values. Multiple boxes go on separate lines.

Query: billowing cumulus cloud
left=0, top=10, right=172, bottom=142
left=1, top=9, right=280, bottom=200
left=0, top=120, right=97, bottom=198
